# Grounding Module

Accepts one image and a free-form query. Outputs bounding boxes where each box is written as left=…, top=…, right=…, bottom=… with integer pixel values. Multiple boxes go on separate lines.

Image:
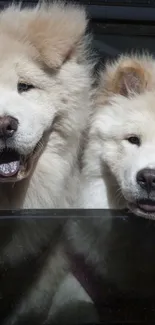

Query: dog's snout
left=136, top=168, right=155, bottom=193
left=0, top=116, right=18, bottom=139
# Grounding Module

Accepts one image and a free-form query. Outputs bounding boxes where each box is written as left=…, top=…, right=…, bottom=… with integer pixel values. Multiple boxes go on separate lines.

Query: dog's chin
left=128, top=199, right=155, bottom=220
left=0, top=144, right=40, bottom=183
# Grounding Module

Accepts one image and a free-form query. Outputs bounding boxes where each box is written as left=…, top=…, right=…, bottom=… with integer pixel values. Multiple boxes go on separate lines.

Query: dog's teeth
left=0, top=161, right=20, bottom=177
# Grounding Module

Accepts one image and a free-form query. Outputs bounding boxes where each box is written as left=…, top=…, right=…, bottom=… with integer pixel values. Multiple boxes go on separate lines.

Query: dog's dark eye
left=127, top=136, right=141, bottom=146
left=17, top=83, right=35, bottom=93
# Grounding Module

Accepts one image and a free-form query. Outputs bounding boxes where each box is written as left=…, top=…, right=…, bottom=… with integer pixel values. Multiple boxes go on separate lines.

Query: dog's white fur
left=0, top=2, right=92, bottom=209
left=77, top=54, right=155, bottom=214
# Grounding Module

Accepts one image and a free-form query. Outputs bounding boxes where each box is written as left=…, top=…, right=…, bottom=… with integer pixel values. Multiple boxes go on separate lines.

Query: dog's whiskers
left=115, top=187, right=123, bottom=206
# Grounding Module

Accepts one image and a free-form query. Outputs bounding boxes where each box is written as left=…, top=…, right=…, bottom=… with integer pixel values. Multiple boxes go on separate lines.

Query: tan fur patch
left=96, top=55, right=154, bottom=105
left=0, top=2, right=88, bottom=68
left=112, top=64, right=148, bottom=96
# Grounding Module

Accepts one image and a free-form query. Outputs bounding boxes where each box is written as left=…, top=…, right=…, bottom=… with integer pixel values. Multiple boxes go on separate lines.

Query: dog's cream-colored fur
left=78, top=54, right=155, bottom=213
left=0, top=2, right=92, bottom=209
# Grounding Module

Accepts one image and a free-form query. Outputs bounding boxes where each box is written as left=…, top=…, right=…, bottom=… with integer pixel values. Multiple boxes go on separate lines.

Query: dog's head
left=94, top=54, right=155, bottom=218
left=0, top=2, right=89, bottom=182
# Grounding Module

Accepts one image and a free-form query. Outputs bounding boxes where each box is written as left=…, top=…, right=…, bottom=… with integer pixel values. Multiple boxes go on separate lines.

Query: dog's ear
left=27, top=3, right=88, bottom=68
left=113, top=63, right=147, bottom=96
left=102, top=57, right=150, bottom=97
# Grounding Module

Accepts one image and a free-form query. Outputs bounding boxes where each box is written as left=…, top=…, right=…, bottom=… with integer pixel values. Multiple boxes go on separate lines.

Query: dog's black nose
left=137, top=168, right=155, bottom=193
left=0, top=116, right=18, bottom=139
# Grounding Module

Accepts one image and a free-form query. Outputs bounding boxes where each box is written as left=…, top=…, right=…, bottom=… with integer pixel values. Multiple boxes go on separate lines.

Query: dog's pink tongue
left=0, top=161, right=20, bottom=177
left=139, top=203, right=155, bottom=213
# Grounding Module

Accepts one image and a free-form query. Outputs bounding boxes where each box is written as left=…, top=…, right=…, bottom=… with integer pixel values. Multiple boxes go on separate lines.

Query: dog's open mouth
left=0, top=148, right=31, bottom=182
left=0, top=149, right=20, bottom=177
left=137, top=199, right=155, bottom=213
left=0, top=139, right=43, bottom=183
left=128, top=199, right=155, bottom=219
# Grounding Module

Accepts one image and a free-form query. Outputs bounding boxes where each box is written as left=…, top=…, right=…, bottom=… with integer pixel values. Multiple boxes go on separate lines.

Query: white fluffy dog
left=0, top=1, right=92, bottom=209
left=79, top=54, right=155, bottom=217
